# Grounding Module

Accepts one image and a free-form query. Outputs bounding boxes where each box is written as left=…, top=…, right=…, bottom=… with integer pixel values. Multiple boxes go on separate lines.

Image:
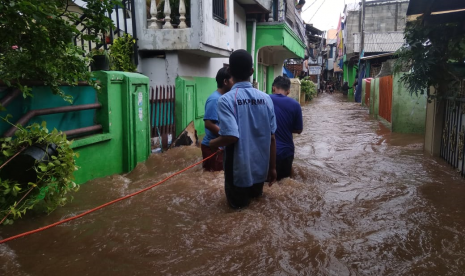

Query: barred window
left=213, top=0, right=227, bottom=24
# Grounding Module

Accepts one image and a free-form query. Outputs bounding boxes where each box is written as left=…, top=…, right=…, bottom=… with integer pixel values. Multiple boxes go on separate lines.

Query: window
left=236, top=22, right=239, bottom=33
left=213, top=0, right=227, bottom=24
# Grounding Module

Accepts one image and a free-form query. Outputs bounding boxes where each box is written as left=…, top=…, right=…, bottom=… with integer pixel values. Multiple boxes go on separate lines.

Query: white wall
left=202, top=0, right=235, bottom=51
left=233, top=2, right=247, bottom=51
left=178, top=52, right=228, bottom=78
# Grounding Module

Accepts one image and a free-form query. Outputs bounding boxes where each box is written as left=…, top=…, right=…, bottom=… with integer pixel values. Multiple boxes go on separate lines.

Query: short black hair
left=229, top=49, right=253, bottom=81
left=272, top=76, right=291, bottom=91
left=216, top=67, right=231, bottom=88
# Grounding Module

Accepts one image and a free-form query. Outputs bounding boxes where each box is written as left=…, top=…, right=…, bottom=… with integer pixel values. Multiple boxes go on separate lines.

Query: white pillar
left=178, top=0, right=187, bottom=28
left=148, top=0, right=159, bottom=29
left=163, top=0, right=173, bottom=29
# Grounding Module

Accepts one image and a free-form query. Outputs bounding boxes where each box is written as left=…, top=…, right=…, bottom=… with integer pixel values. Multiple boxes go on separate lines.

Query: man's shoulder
left=207, top=91, right=221, bottom=101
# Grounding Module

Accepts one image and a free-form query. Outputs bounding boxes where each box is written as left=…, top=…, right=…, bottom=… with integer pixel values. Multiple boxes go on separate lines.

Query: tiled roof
left=354, top=32, right=404, bottom=53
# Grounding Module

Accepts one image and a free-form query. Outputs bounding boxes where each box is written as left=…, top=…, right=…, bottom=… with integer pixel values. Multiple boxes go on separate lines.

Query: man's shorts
left=276, top=155, right=294, bottom=180
left=201, top=144, right=223, bottom=171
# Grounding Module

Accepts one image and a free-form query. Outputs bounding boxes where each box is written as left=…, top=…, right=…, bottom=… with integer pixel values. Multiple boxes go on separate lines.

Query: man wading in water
left=270, top=76, right=303, bottom=180
left=201, top=67, right=233, bottom=171
left=209, top=49, right=277, bottom=209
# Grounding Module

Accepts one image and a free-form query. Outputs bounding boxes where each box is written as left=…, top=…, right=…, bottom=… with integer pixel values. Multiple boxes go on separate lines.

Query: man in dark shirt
left=270, top=76, right=303, bottom=180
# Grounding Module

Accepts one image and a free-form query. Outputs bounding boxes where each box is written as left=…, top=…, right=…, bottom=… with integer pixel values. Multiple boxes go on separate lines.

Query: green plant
left=301, top=77, right=317, bottom=101
left=394, top=18, right=465, bottom=99
left=90, top=48, right=108, bottom=57
left=0, top=0, right=121, bottom=109
left=0, top=121, right=79, bottom=225
left=110, top=34, right=137, bottom=72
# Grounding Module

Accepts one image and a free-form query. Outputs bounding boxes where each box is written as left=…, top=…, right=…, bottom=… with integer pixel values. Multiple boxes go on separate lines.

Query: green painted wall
left=0, top=86, right=96, bottom=135
left=247, top=23, right=305, bottom=91
left=257, top=64, right=263, bottom=91
left=0, top=72, right=151, bottom=185
left=175, top=76, right=217, bottom=137
left=72, top=72, right=151, bottom=184
left=267, top=65, right=274, bottom=94
left=391, top=73, right=427, bottom=133
left=370, top=78, right=379, bottom=117
left=361, top=81, right=366, bottom=107
left=348, top=65, right=356, bottom=97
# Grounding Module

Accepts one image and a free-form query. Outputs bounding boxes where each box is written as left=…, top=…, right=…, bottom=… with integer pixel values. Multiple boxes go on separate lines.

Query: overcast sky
left=301, top=0, right=356, bottom=32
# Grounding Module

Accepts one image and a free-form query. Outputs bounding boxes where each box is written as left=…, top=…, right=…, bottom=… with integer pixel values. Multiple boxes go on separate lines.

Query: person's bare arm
left=209, top=136, right=238, bottom=149
left=267, top=134, right=277, bottom=186
left=204, top=120, right=220, bottom=136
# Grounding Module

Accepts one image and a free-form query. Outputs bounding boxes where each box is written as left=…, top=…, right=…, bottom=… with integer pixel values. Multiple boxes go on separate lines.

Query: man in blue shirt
left=270, top=76, right=303, bottom=180
left=201, top=67, right=233, bottom=171
left=210, top=49, right=277, bottom=209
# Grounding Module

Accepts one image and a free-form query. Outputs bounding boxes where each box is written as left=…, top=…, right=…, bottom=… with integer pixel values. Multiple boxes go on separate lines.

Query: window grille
left=213, top=0, right=226, bottom=24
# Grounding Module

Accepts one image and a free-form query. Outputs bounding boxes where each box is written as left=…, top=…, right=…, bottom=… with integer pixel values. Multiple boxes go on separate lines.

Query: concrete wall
left=201, top=0, right=235, bottom=52
left=0, top=72, right=151, bottom=185
left=364, top=2, right=409, bottom=33
left=289, top=78, right=301, bottom=103
left=391, top=73, right=427, bottom=133
left=345, top=10, right=360, bottom=55
left=135, top=0, right=237, bottom=57
left=234, top=2, right=247, bottom=52
left=424, top=87, right=445, bottom=156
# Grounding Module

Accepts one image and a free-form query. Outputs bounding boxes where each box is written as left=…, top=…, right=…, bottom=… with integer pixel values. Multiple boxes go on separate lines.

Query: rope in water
left=0, top=150, right=221, bottom=244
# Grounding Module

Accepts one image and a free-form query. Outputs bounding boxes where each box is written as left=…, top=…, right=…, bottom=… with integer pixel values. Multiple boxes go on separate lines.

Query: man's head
left=229, top=49, right=253, bottom=82
left=216, top=67, right=233, bottom=92
left=272, top=76, right=291, bottom=96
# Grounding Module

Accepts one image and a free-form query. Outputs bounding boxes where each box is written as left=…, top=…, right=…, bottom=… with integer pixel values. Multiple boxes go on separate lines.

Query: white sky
left=301, top=0, right=353, bottom=32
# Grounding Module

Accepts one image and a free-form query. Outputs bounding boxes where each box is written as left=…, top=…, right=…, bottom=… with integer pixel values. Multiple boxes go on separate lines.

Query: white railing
left=148, top=0, right=188, bottom=29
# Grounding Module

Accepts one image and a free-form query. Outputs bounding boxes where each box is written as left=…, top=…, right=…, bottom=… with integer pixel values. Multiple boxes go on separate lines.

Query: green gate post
left=121, top=72, right=151, bottom=172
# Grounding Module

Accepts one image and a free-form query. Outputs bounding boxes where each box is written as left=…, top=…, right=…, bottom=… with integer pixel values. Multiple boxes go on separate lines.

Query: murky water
left=2, top=93, right=465, bottom=275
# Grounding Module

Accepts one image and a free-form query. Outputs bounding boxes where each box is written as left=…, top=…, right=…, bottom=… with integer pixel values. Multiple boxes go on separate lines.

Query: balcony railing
left=148, top=0, right=189, bottom=29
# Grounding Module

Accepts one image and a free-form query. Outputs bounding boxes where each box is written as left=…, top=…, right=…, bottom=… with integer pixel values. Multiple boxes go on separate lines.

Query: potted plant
left=89, top=48, right=110, bottom=71
left=109, top=34, right=137, bottom=72
left=0, top=122, right=79, bottom=225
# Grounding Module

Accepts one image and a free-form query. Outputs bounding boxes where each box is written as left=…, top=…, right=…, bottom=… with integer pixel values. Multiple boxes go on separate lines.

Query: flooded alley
left=2, top=93, right=465, bottom=276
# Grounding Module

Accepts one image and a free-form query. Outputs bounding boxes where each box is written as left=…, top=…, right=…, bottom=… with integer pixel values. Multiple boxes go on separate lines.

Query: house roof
left=407, top=0, right=465, bottom=15
left=407, top=0, right=465, bottom=24
left=360, top=52, right=395, bottom=60
left=306, top=24, right=323, bottom=36
left=354, top=32, right=404, bottom=53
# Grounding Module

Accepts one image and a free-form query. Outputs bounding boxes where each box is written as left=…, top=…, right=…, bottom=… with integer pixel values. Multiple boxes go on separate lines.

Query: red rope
left=0, top=186, right=35, bottom=225
left=0, top=150, right=221, bottom=244
left=0, top=147, right=25, bottom=170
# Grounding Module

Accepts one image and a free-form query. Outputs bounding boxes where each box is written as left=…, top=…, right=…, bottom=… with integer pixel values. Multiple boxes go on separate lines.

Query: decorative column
left=163, top=0, right=173, bottom=29
left=148, top=0, right=159, bottom=29
left=268, top=2, right=273, bottom=22
left=178, top=0, right=187, bottom=28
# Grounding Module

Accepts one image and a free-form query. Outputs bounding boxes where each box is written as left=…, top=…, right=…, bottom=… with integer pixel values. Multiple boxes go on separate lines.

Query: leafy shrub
left=110, top=34, right=137, bottom=72
left=0, top=122, right=79, bottom=225
left=301, top=77, right=317, bottom=101
left=0, top=0, right=120, bottom=109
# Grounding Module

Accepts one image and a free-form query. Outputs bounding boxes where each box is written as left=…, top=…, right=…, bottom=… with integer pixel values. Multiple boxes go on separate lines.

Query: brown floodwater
left=1, top=93, right=465, bottom=276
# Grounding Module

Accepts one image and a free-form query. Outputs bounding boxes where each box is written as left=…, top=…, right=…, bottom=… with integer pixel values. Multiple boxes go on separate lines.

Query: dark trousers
left=276, top=155, right=294, bottom=180
left=223, top=143, right=263, bottom=209
left=224, top=179, right=264, bottom=209
left=201, top=144, right=223, bottom=171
